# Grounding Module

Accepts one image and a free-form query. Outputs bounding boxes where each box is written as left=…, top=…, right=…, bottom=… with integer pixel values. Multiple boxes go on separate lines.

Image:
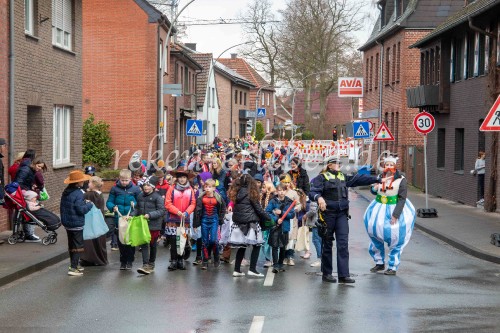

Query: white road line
left=263, top=267, right=275, bottom=286
left=249, top=316, right=265, bottom=333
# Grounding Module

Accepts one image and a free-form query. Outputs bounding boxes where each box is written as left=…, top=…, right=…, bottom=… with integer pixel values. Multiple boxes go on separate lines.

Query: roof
left=170, top=44, right=203, bottom=70
left=412, top=0, right=500, bottom=48
left=136, top=0, right=176, bottom=32
left=190, top=53, right=213, bottom=106
left=218, top=58, right=274, bottom=91
left=214, top=61, right=256, bottom=88
left=359, top=0, right=464, bottom=51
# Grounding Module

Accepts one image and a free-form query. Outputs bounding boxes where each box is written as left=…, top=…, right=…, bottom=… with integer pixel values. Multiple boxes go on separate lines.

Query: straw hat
left=64, top=170, right=92, bottom=184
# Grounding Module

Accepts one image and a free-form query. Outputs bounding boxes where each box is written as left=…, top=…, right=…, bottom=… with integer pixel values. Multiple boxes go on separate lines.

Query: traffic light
left=332, top=129, right=338, bottom=141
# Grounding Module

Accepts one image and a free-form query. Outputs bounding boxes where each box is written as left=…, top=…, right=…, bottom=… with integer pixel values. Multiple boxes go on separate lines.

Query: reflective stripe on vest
left=322, top=172, right=345, bottom=181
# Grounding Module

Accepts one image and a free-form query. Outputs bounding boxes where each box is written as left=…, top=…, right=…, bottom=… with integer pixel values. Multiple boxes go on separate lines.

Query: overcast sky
left=174, top=0, right=377, bottom=58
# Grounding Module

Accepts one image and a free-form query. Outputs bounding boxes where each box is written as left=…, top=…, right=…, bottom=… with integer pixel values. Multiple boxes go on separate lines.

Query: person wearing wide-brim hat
left=309, top=155, right=381, bottom=284
left=363, top=156, right=416, bottom=276
left=164, top=168, right=196, bottom=271
left=60, top=170, right=93, bottom=276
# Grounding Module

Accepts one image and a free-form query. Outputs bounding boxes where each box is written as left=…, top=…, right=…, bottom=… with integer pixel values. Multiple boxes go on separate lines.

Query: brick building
left=214, top=61, right=255, bottom=139
left=218, top=55, right=277, bottom=137
left=0, top=0, right=9, bottom=231
left=409, top=0, right=500, bottom=210
left=0, top=0, right=84, bottom=231
left=83, top=0, right=174, bottom=169
left=359, top=0, right=463, bottom=187
left=167, top=45, right=202, bottom=157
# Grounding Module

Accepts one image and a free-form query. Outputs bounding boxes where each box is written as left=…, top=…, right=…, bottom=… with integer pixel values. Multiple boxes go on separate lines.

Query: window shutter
left=450, top=40, right=454, bottom=82
left=53, top=0, right=63, bottom=30
left=473, top=32, right=479, bottom=76
left=63, top=0, right=72, bottom=34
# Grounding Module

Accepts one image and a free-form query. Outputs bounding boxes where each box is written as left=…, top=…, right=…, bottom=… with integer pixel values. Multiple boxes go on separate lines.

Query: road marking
left=263, top=267, right=274, bottom=286
left=249, top=316, right=265, bottom=333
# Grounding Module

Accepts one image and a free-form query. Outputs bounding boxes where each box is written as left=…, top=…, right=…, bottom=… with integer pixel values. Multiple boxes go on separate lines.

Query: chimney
left=185, top=43, right=197, bottom=51
left=230, top=53, right=238, bottom=59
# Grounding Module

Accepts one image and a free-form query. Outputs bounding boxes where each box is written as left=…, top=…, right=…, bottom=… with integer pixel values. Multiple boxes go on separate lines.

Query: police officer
left=309, top=156, right=381, bottom=283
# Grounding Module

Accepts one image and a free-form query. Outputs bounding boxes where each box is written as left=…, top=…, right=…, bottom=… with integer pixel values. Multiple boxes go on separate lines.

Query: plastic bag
left=39, top=188, right=50, bottom=201
left=295, top=226, right=310, bottom=252
left=220, top=213, right=233, bottom=245
left=118, top=208, right=131, bottom=244
left=126, top=215, right=151, bottom=247
left=83, top=205, right=109, bottom=240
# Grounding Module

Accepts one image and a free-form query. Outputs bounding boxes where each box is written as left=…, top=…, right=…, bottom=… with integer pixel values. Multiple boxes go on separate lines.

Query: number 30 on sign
left=413, top=111, right=435, bottom=135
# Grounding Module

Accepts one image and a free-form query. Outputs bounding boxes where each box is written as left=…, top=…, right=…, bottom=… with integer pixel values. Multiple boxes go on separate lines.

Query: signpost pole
left=423, top=134, right=429, bottom=209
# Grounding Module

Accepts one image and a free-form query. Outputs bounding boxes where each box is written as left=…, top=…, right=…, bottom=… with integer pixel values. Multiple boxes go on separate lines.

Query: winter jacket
left=192, top=192, right=226, bottom=228
left=60, top=186, right=93, bottom=229
left=296, top=200, right=310, bottom=224
left=304, top=200, right=319, bottom=228
left=14, top=159, right=35, bottom=191
left=288, top=167, right=310, bottom=195
left=106, top=181, right=140, bottom=224
left=8, top=161, right=20, bottom=181
left=132, top=190, right=165, bottom=231
left=164, top=184, right=196, bottom=222
left=232, top=186, right=271, bottom=226
left=265, top=196, right=295, bottom=233
left=212, top=170, right=228, bottom=202
left=155, top=181, right=170, bottom=197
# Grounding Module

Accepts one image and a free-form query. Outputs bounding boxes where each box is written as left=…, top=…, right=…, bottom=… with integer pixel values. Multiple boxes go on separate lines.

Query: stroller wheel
left=7, top=235, right=17, bottom=245
left=50, top=236, right=57, bottom=244
left=42, top=237, right=50, bottom=245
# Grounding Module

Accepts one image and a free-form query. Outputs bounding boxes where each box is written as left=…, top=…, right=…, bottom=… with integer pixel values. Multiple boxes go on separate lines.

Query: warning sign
left=186, top=120, right=203, bottom=137
left=480, top=95, right=500, bottom=131
left=373, top=121, right=395, bottom=141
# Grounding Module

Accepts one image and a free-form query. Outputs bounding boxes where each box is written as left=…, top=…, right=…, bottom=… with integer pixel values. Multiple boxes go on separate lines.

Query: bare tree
left=239, top=0, right=280, bottom=86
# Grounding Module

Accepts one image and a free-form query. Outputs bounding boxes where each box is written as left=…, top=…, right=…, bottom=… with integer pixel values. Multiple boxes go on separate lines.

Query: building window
left=436, top=46, right=441, bottom=83
left=466, top=32, right=475, bottom=79
left=430, top=49, right=435, bottom=84
left=437, top=129, right=445, bottom=168
left=212, top=87, right=215, bottom=108
left=420, top=52, right=425, bottom=84
left=385, top=47, right=390, bottom=85
left=392, top=45, right=396, bottom=83
left=240, top=91, right=243, bottom=105
left=369, top=56, right=373, bottom=90
left=451, top=37, right=464, bottom=82
left=454, top=128, right=464, bottom=171
left=375, top=53, right=379, bottom=89
left=244, top=92, right=247, bottom=106
left=234, top=90, right=238, bottom=104
left=477, top=32, right=486, bottom=76
left=184, top=68, right=189, bottom=93
left=25, top=0, right=35, bottom=35
left=267, top=93, right=270, bottom=106
left=266, top=119, right=270, bottom=133
left=52, top=0, right=73, bottom=50
left=478, top=119, right=485, bottom=153
left=425, top=51, right=430, bottom=84
left=396, top=42, right=401, bottom=82
left=53, top=105, right=71, bottom=166
left=365, top=58, right=369, bottom=92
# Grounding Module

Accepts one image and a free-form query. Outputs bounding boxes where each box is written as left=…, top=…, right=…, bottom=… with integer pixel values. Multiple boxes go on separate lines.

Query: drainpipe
left=157, top=19, right=164, bottom=160
left=8, top=0, right=15, bottom=165
left=375, top=39, right=384, bottom=158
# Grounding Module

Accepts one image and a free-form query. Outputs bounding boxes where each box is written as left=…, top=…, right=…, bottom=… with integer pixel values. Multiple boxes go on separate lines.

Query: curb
left=353, top=190, right=500, bottom=265
left=0, top=250, right=68, bottom=288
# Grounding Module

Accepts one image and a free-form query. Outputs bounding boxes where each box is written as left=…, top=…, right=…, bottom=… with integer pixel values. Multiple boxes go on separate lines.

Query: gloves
left=183, top=212, right=189, bottom=220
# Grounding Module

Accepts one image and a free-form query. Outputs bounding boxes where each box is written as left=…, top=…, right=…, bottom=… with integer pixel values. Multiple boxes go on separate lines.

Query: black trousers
left=321, top=211, right=350, bottom=278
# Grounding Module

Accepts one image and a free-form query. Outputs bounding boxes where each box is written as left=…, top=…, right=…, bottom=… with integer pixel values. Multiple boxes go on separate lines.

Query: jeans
left=311, top=228, right=322, bottom=258
left=201, top=216, right=219, bottom=261
left=24, top=223, right=35, bottom=236
left=110, top=229, right=118, bottom=247
left=272, top=246, right=286, bottom=268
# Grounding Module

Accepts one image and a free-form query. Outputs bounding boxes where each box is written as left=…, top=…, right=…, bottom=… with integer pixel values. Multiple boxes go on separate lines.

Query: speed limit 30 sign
left=413, top=111, right=435, bottom=135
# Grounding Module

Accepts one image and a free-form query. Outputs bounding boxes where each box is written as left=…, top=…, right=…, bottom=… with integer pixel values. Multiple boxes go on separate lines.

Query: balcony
left=239, top=109, right=256, bottom=119
left=406, top=85, right=439, bottom=109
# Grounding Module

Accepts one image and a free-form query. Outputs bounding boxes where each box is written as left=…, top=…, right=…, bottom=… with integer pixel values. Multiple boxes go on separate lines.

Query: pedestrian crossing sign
left=257, top=108, right=266, bottom=118
left=353, top=122, right=370, bottom=139
left=480, top=94, right=500, bottom=131
left=186, top=119, right=203, bottom=137
left=373, top=121, right=395, bottom=141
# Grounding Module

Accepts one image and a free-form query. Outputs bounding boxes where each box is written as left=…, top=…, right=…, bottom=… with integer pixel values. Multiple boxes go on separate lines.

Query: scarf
left=175, top=181, right=191, bottom=191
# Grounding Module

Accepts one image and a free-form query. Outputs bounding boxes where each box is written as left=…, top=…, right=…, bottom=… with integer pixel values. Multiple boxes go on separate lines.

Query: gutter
left=8, top=0, right=14, bottom=165
left=468, top=17, right=496, bottom=38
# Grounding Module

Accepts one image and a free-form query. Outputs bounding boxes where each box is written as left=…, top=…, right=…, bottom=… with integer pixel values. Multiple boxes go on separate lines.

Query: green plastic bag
left=126, top=216, right=151, bottom=247
left=39, top=188, right=49, bottom=201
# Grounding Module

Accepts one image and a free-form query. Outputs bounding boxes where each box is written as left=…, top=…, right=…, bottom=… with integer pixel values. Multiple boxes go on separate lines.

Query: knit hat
left=157, top=160, right=165, bottom=168
left=384, top=156, right=398, bottom=164
left=253, top=173, right=264, bottom=183
left=143, top=176, right=159, bottom=187
left=198, top=172, right=213, bottom=183
left=23, top=190, right=38, bottom=201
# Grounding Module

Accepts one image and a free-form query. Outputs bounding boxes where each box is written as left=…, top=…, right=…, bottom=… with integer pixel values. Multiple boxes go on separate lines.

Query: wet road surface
left=1, top=192, right=499, bottom=333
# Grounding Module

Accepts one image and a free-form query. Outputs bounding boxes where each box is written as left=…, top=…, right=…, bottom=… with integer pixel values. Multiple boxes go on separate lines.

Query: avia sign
left=338, top=77, right=363, bottom=98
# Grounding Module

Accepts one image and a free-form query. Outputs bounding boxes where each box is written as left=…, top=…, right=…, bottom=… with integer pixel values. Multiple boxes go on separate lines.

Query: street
left=1, top=191, right=499, bottom=333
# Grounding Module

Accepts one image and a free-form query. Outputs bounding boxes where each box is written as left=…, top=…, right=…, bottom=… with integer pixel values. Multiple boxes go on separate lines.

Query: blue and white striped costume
left=363, top=176, right=416, bottom=271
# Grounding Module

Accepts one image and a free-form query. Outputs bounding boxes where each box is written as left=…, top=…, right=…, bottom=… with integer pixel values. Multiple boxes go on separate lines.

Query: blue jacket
left=106, top=181, right=140, bottom=224
left=60, top=186, right=93, bottom=229
left=14, top=159, right=35, bottom=191
left=213, top=170, right=228, bottom=202
left=266, top=196, right=295, bottom=233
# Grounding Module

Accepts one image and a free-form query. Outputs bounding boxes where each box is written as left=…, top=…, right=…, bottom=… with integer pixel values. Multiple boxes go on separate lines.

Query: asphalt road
left=1, top=188, right=500, bottom=333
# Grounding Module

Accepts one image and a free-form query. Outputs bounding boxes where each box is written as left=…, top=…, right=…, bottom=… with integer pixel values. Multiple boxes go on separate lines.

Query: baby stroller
left=3, top=183, right=60, bottom=245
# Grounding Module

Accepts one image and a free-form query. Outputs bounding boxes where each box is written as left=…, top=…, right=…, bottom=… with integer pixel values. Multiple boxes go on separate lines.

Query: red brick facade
left=0, top=0, right=9, bottom=230
left=362, top=30, right=430, bottom=185
left=215, top=72, right=231, bottom=139
left=83, top=0, right=167, bottom=169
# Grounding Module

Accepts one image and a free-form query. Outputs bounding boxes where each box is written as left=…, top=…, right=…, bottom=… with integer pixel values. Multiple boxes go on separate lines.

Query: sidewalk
left=355, top=186, right=500, bottom=264
left=1, top=187, right=500, bottom=287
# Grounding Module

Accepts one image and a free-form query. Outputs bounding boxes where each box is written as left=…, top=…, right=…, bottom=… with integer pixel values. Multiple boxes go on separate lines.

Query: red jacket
left=164, top=185, right=195, bottom=222
left=155, top=182, right=170, bottom=197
